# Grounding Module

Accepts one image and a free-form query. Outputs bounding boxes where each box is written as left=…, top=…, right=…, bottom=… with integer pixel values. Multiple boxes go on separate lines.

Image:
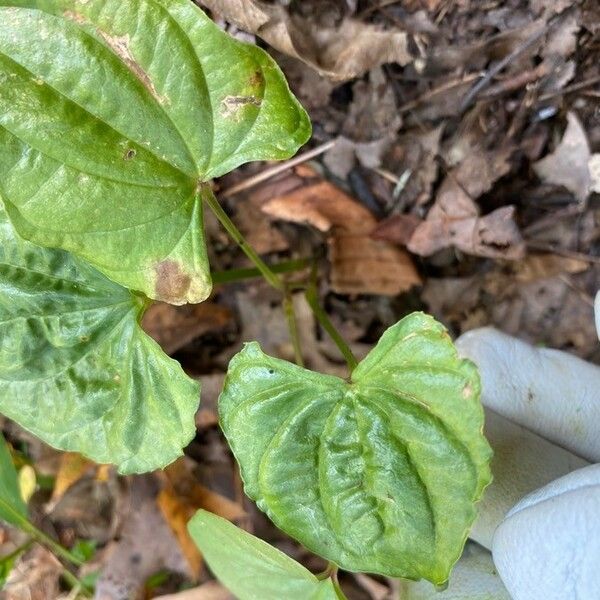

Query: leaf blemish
left=248, top=71, right=264, bottom=87
left=124, top=148, right=136, bottom=160
left=63, top=10, right=87, bottom=25
left=221, top=95, right=262, bottom=119
left=98, top=31, right=170, bottom=105
left=155, top=260, right=191, bottom=303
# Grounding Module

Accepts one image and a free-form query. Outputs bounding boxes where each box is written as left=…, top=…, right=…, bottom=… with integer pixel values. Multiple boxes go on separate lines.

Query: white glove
left=401, top=317, right=600, bottom=599
left=456, top=326, right=600, bottom=600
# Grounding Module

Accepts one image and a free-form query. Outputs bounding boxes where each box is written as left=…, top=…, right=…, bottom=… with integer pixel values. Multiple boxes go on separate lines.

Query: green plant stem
left=0, top=539, right=33, bottom=564
left=305, top=284, right=358, bottom=373
left=60, top=567, right=92, bottom=597
left=0, top=508, right=91, bottom=596
left=283, top=292, right=304, bottom=367
left=205, top=189, right=359, bottom=373
left=203, top=189, right=283, bottom=291
left=13, top=514, right=84, bottom=567
left=212, top=258, right=310, bottom=285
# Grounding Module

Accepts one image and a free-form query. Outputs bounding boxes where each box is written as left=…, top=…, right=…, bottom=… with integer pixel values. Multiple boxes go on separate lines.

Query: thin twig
left=396, top=73, right=481, bottom=114
left=459, top=10, right=574, bottom=112
left=526, top=240, right=600, bottom=266
left=558, top=274, right=594, bottom=307
left=481, top=62, right=550, bottom=98
left=537, top=74, right=600, bottom=102
left=221, top=140, right=336, bottom=199
left=460, top=28, right=546, bottom=111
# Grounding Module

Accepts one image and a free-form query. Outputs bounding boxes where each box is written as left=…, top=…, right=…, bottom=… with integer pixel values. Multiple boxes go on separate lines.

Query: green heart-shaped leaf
left=0, top=0, right=310, bottom=304
left=188, top=509, right=341, bottom=600
left=0, top=432, right=28, bottom=526
left=0, top=206, right=200, bottom=473
left=219, top=313, right=492, bottom=584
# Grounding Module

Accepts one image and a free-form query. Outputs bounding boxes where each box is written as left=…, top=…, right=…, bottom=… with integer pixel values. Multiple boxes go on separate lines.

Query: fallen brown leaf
left=157, top=458, right=247, bottom=579
left=408, top=189, right=524, bottom=260
left=232, top=195, right=289, bottom=255
left=262, top=181, right=421, bottom=295
left=408, top=149, right=525, bottom=260
left=324, top=68, right=402, bottom=179
left=199, top=0, right=413, bottom=80
left=50, top=469, right=120, bottom=544
left=533, top=111, right=592, bottom=203
left=371, top=214, right=422, bottom=246
left=142, top=302, right=232, bottom=355
left=94, top=476, right=189, bottom=600
left=48, top=452, right=94, bottom=508
left=3, top=546, right=62, bottom=600
left=423, top=255, right=596, bottom=356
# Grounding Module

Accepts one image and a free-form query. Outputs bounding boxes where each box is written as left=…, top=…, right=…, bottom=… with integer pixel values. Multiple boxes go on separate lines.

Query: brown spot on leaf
left=124, top=148, right=137, bottom=160
left=98, top=31, right=170, bottom=105
left=63, top=10, right=88, bottom=25
left=248, top=71, right=264, bottom=87
left=155, top=261, right=191, bottom=304
left=221, top=95, right=262, bottom=119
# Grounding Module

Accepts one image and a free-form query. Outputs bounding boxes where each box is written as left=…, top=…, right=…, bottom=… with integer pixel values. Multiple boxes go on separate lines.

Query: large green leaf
left=219, top=313, right=492, bottom=585
left=0, top=0, right=310, bottom=304
left=0, top=432, right=27, bottom=527
left=188, top=509, right=341, bottom=600
left=0, top=207, right=200, bottom=473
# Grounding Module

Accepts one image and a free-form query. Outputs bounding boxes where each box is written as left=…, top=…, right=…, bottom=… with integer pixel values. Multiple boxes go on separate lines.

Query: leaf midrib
left=0, top=45, right=197, bottom=183
left=0, top=305, right=134, bottom=384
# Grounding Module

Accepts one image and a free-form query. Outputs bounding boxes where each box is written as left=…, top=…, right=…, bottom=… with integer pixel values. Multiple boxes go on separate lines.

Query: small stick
left=221, top=140, right=336, bottom=198
left=526, top=240, right=600, bottom=266
left=396, top=73, right=481, bottom=114
left=481, top=63, right=550, bottom=98
left=459, top=21, right=550, bottom=112
left=458, top=5, right=577, bottom=114
left=537, top=74, right=600, bottom=102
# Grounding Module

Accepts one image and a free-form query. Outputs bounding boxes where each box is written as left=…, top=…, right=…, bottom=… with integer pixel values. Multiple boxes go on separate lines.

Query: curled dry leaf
left=262, top=180, right=421, bottom=295
left=407, top=188, right=524, bottom=260
left=408, top=149, right=525, bottom=260
left=199, top=0, right=413, bottom=80
left=533, top=112, right=592, bottom=203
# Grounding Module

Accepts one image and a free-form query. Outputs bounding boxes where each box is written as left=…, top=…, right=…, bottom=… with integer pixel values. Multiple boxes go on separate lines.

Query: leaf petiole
left=211, top=258, right=311, bottom=285
left=203, top=187, right=284, bottom=291
left=203, top=187, right=358, bottom=373
left=8, top=511, right=84, bottom=567
left=305, top=283, right=358, bottom=373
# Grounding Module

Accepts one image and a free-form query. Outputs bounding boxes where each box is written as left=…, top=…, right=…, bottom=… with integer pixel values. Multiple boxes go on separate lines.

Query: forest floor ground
left=2, top=1, right=599, bottom=598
